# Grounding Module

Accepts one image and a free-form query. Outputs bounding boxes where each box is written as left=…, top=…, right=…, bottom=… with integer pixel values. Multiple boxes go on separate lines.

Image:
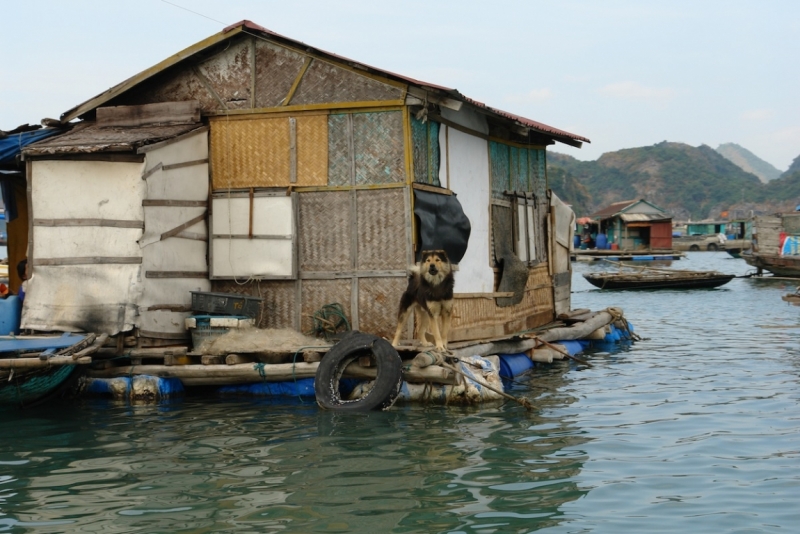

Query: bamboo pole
left=87, top=361, right=456, bottom=386
left=0, top=356, right=91, bottom=369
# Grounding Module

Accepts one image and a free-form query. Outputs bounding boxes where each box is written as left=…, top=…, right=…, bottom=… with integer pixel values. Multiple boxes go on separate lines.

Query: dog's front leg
left=416, top=310, right=434, bottom=347
left=440, top=301, right=453, bottom=347
left=426, top=302, right=446, bottom=351
left=392, top=306, right=413, bottom=347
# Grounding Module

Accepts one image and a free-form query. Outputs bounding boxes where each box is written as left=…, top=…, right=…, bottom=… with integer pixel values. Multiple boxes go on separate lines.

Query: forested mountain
left=548, top=142, right=797, bottom=220
left=715, top=143, right=782, bottom=183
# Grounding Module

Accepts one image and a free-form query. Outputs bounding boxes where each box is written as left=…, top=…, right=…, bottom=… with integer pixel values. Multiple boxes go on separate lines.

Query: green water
left=2, top=252, right=799, bottom=533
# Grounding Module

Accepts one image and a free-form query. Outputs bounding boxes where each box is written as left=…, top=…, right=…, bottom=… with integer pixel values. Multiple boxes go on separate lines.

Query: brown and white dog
left=391, top=250, right=455, bottom=351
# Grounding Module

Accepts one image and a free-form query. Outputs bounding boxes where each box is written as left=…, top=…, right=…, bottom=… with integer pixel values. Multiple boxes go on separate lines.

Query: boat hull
left=0, top=365, right=79, bottom=407
left=583, top=273, right=735, bottom=290
left=742, top=253, right=800, bottom=277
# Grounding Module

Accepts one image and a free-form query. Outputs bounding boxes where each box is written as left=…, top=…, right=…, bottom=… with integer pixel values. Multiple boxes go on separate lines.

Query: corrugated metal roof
left=60, top=20, right=589, bottom=148
left=589, top=199, right=639, bottom=220
left=619, top=213, right=671, bottom=223
left=22, top=123, right=204, bottom=156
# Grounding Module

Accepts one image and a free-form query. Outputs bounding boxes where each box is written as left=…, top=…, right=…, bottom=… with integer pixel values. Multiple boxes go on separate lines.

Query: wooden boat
left=782, top=287, right=800, bottom=306
left=742, top=252, right=800, bottom=278
left=583, top=266, right=735, bottom=290
left=0, top=333, right=104, bottom=407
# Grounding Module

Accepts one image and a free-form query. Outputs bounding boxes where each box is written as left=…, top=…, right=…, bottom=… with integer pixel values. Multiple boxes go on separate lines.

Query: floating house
left=743, top=213, right=800, bottom=277
left=2, top=21, right=639, bottom=405
left=588, top=199, right=672, bottom=251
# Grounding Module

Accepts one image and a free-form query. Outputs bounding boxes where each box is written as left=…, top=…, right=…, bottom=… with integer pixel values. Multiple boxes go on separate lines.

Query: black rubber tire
left=689, top=245, right=700, bottom=251
left=315, top=331, right=403, bottom=411
left=707, top=243, right=718, bottom=251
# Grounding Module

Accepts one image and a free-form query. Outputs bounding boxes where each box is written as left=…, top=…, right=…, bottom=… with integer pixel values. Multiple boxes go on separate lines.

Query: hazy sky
left=2, top=1, right=798, bottom=170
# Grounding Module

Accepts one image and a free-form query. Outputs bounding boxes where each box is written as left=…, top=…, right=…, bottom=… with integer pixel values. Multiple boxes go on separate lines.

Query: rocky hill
left=548, top=142, right=796, bottom=220
left=715, top=143, right=782, bottom=183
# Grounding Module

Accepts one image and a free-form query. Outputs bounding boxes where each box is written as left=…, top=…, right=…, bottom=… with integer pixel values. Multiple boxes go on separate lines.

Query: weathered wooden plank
left=453, top=292, right=514, bottom=299
left=33, top=257, right=142, bottom=266
left=141, top=162, right=163, bottom=180
left=145, top=271, right=209, bottom=279
left=162, top=159, right=209, bottom=171
left=160, top=212, right=207, bottom=241
left=411, top=182, right=453, bottom=195
left=210, top=234, right=291, bottom=240
left=34, top=218, right=144, bottom=228
left=142, top=199, right=208, bottom=207
left=97, top=101, right=201, bottom=127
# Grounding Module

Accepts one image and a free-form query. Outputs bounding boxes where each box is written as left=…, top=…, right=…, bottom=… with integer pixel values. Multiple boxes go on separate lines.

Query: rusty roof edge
left=59, top=20, right=589, bottom=146
left=59, top=26, right=246, bottom=123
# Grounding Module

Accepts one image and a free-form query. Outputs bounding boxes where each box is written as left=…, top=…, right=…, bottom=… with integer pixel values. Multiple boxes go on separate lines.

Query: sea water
left=1, top=251, right=798, bottom=533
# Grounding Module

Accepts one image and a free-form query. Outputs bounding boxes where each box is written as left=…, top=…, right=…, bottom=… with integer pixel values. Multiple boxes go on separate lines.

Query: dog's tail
left=407, top=264, right=421, bottom=279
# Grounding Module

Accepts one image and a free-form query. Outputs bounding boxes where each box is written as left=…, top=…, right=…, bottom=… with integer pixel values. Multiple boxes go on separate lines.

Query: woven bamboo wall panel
left=122, top=64, right=220, bottom=112
left=297, top=115, right=329, bottom=186
left=327, top=114, right=351, bottom=186
left=197, top=38, right=251, bottom=111
left=536, top=196, right=549, bottom=262
left=298, top=191, right=352, bottom=271
left=490, top=141, right=510, bottom=199
left=450, top=263, right=553, bottom=339
left=353, top=112, right=405, bottom=185
left=211, top=118, right=289, bottom=188
left=531, top=149, right=546, bottom=197
left=411, top=115, right=428, bottom=184
left=358, top=277, right=406, bottom=339
left=301, top=279, right=352, bottom=335
left=211, top=280, right=297, bottom=330
left=290, top=59, right=403, bottom=105
left=512, top=147, right=530, bottom=192
left=254, top=41, right=307, bottom=108
left=356, top=189, right=407, bottom=271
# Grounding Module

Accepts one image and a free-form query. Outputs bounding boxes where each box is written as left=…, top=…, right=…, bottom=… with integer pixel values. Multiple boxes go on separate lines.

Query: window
left=210, top=190, right=296, bottom=279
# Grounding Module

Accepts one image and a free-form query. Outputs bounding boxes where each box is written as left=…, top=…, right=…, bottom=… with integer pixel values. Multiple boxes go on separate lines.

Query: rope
left=534, top=337, right=592, bottom=367
left=442, top=359, right=534, bottom=411
left=606, top=307, right=642, bottom=341
left=308, top=303, right=351, bottom=340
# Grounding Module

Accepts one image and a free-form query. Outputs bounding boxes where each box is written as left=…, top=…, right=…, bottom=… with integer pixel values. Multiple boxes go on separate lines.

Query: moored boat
left=0, top=333, right=104, bottom=407
left=583, top=267, right=735, bottom=290
left=742, top=214, right=800, bottom=277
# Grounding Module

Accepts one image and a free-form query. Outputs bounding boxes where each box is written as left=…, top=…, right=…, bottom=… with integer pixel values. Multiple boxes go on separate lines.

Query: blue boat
left=0, top=333, right=95, bottom=408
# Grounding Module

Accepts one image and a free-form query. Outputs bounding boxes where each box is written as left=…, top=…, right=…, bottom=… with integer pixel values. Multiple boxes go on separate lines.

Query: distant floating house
left=589, top=199, right=672, bottom=250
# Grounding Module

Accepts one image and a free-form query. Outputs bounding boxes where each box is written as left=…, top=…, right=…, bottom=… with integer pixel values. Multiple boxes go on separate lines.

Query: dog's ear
left=436, top=250, right=450, bottom=263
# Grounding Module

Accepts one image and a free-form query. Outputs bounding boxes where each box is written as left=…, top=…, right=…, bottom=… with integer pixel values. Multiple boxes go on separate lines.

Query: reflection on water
left=1, top=252, right=799, bottom=533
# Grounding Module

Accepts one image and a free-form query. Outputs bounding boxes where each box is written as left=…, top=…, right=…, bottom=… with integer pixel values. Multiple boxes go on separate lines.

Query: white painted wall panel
left=21, top=264, right=143, bottom=334
left=34, top=227, right=143, bottom=258
left=212, top=196, right=293, bottom=235
left=32, top=160, right=145, bottom=220
left=146, top=164, right=209, bottom=201
left=142, top=239, right=208, bottom=272
left=440, top=107, right=489, bottom=135
left=140, top=132, right=211, bottom=335
left=212, top=238, right=294, bottom=278
left=140, top=206, right=207, bottom=247
left=440, top=126, right=494, bottom=293
left=142, top=129, right=208, bottom=165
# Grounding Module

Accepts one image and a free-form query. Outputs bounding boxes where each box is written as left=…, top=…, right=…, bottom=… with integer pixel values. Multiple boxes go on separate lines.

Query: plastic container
left=190, top=291, right=262, bottom=318
left=610, top=243, right=619, bottom=250
left=595, top=233, right=608, bottom=249
left=498, top=353, right=534, bottom=378
left=187, top=314, right=252, bottom=349
left=0, top=295, right=22, bottom=335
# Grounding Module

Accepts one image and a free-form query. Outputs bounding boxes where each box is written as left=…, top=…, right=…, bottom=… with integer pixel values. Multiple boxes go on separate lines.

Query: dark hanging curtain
left=413, top=189, right=471, bottom=263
